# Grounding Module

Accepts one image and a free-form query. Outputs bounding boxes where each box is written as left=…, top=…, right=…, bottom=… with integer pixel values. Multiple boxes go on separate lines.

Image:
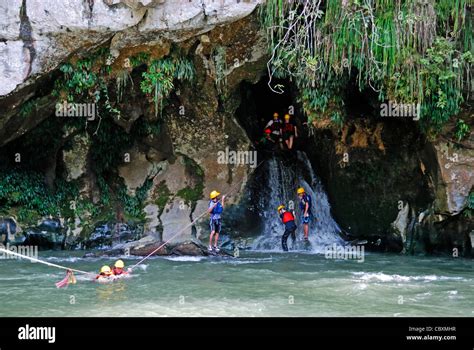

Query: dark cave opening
left=228, top=75, right=314, bottom=239
left=236, top=76, right=303, bottom=144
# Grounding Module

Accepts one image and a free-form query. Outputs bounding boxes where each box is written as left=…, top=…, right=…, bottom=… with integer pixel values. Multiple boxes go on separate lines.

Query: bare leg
left=304, top=224, right=309, bottom=239
left=214, top=233, right=219, bottom=247
left=288, top=135, right=294, bottom=149
left=209, top=231, right=215, bottom=247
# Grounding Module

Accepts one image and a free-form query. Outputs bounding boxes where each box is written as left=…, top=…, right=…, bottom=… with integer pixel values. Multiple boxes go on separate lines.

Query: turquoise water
left=0, top=251, right=472, bottom=317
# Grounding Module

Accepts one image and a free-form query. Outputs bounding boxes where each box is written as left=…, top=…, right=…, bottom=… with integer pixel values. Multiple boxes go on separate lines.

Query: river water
left=0, top=250, right=472, bottom=317
left=1, top=152, right=472, bottom=317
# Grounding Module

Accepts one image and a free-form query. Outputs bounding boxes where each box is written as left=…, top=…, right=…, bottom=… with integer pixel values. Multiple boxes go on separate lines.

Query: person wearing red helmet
left=264, top=112, right=284, bottom=146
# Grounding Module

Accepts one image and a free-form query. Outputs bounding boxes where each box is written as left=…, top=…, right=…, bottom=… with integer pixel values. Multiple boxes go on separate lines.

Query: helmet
left=273, top=112, right=279, bottom=119
left=114, top=260, right=124, bottom=268
left=277, top=205, right=285, bottom=212
left=297, top=187, right=305, bottom=195
left=264, top=128, right=271, bottom=134
left=284, top=114, right=291, bottom=120
left=100, top=265, right=111, bottom=274
left=210, top=190, right=220, bottom=199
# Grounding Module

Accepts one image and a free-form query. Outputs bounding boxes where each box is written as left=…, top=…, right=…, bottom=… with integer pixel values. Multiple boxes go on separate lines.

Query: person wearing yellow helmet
left=96, top=265, right=112, bottom=280
left=264, top=112, right=283, bottom=145
left=277, top=205, right=297, bottom=252
left=208, top=190, right=225, bottom=252
left=297, top=187, right=312, bottom=241
left=112, top=260, right=128, bottom=276
left=282, top=114, right=298, bottom=150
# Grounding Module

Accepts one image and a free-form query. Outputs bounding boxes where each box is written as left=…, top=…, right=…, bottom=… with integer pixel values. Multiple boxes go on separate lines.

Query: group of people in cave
left=257, top=112, right=299, bottom=151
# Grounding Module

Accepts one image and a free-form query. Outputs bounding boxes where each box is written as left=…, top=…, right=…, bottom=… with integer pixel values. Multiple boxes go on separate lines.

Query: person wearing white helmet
left=208, top=190, right=225, bottom=252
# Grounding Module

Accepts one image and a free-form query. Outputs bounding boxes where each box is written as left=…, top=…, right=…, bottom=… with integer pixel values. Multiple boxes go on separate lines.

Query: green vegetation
left=175, top=155, right=204, bottom=210
left=154, top=180, right=171, bottom=210
left=212, top=46, right=228, bottom=97
left=140, top=56, right=195, bottom=117
left=260, top=0, right=473, bottom=133
left=6, top=45, right=195, bottom=226
left=454, top=119, right=470, bottom=141
left=0, top=170, right=78, bottom=223
left=117, top=179, right=153, bottom=219
left=176, top=183, right=204, bottom=207
left=53, top=48, right=111, bottom=102
left=464, top=191, right=474, bottom=218
left=19, top=99, right=39, bottom=118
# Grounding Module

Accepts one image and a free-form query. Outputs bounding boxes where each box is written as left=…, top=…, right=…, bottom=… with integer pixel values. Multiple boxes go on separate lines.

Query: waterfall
left=252, top=151, right=343, bottom=253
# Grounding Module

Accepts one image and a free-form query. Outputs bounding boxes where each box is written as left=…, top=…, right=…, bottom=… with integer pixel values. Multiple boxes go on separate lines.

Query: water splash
left=253, top=151, right=342, bottom=252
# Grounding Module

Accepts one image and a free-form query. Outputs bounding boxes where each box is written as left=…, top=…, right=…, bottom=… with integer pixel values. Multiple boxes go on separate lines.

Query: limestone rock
left=160, top=198, right=192, bottom=242
left=143, top=203, right=160, bottom=235
left=118, top=144, right=162, bottom=193
left=391, top=202, right=410, bottom=244
left=171, top=241, right=206, bottom=256
left=432, top=141, right=474, bottom=215
left=62, top=133, right=90, bottom=181
left=0, top=0, right=263, bottom=97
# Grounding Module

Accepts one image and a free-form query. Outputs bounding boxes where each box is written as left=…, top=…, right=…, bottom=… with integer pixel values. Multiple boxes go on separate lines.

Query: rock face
left=0, top=0, right=262, bottom=96
left=62, top=134, right=90, bottom=181
left=308, top=119, right=434, bottom=242
left=1, top=1, right=470, bottom=257
left=0, top=217, right=21, bottom=245
left=431, top=140, right=474, bottom=215
left=0, top=1, right=267, bottom=252
left=308, top=113, right=473, bottom=255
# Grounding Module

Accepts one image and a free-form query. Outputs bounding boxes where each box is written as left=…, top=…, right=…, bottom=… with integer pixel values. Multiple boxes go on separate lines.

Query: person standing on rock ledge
left=297, top=187, right=312, bottom=242
left=208, top=190, right=225, bottom=252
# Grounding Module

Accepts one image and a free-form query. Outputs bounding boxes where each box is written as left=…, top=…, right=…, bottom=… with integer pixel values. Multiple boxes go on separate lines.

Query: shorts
left=210, top=219, right=221, bottom=233
left=283, top=131, right=294, bottom=140
left=301, top=215, right=310, bottom=224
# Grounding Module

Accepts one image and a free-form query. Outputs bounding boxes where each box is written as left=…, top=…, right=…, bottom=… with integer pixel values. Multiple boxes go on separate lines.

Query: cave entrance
left=230, top=75, right=307, bottom=240
left=236, top=75, right=299, bottom=144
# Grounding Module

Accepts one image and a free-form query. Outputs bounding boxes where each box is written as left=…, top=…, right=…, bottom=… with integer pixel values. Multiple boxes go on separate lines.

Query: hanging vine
left=260, top=0, right=473, bottom=133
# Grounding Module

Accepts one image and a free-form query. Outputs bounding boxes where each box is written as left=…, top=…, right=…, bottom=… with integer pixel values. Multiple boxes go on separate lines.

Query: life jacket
left=299, top=193, right=312, bottom=210
left=283, top=122, right=294, bottom=133
left=209, top=200, right=223, bottom=215
left=281, top=211, right=295, bottom=224
left=96, top=272, right=112, bottom=279
left=113, top=267, right=126, bottom=276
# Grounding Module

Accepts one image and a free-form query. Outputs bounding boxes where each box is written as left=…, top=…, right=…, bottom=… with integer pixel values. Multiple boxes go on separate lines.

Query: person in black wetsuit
left=277, top=205, right=297, bottom=251
left=297, top=187, right=312, bottom=241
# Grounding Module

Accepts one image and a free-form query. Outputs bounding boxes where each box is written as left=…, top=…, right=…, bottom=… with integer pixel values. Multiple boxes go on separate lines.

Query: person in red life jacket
left=277, top=205, right=297, bottom=252
left=112, top=260, right=129, bottom=276
left=282, top=114, right=298, bottom=150
left=96, top=265, right=113, bottom=279
left=297, top=187, right=312, bottom=241
left=264, top=112, right=283, bottom=144
left=256, top=128, right=276, bottom=150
